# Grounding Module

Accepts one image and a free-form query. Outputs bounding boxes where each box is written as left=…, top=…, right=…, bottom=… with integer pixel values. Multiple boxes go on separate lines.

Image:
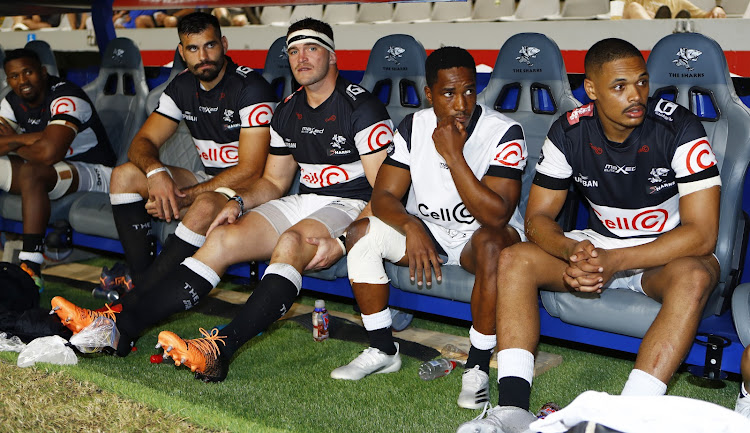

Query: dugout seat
left=65, top=38, right=150, bottom=239
left=358, top=34, right=428, bottom=127
left=543, top=32, right=750, bottom=339
left=25, top=40, right=59, bottom=77
left=385, top=32, right=580, bottom=301
left=262, top=36, right=296, bottom=102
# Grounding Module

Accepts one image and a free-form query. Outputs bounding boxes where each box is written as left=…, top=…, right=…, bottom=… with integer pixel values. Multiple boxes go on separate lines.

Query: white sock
left=361, top=308, right=392, bottom=331
left=18, top=251, right=44, bottom=265
left=110, top=193, right=143, bottom=205
left=497, top=348, right=534, bottom=386
left=469, top=326, right=496, bottom=351
left=621, top=369, right=667, bottom=396
left=264, top=263, right=302, bottom=294
left=175, top=222, right=206, bottom=247
left=182, top=257, right=220, bottom=287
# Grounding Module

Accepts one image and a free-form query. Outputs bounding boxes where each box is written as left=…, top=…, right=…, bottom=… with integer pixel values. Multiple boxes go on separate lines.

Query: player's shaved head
left=425, top=46, right=476, bottom=88
left=3, top=48, right=42, bottom=70
left=584, top=38, right=643, bottom=78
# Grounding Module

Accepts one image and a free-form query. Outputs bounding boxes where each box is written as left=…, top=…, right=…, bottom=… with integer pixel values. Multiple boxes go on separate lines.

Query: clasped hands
left=563, top=240, right=619, bottom=293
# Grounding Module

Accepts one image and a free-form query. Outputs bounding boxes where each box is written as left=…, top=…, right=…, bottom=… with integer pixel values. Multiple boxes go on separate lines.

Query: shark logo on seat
left=516, top=46, right=540, bottom=66
left=673, top=48, right=702, bottom=71
left=385, top=46, right=405, bottom=65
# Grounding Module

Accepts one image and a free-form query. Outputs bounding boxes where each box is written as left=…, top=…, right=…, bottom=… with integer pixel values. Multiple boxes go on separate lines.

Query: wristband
left=229, top=195, right=245, bottom=216
left=214, top=187, right=237, bottom=200
left=336, top=234, right=347, bottom=256
left=146, top=167, right=168, bottom=178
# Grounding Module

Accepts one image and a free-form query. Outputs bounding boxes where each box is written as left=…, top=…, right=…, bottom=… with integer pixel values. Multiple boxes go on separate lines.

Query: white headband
left=286, top=30, right=335, bottom=53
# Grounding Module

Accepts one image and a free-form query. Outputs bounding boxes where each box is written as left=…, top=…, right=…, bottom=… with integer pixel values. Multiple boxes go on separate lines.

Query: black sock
left=112, top=200, right=156, bottom=285
left=368, top=327, right=396, bottom=355
left=22, top=233, right=44, bottom=255
left=116, top=263, right=215, bottom=339
left=20, top=234, right=45, bottom=274
left=466, top=346, right=493, bottom=375
left=220, top=273, right=299, bottom=359
left=136, top=234, right=199, bottom=295
left=497, top=376, right=531, bottom=411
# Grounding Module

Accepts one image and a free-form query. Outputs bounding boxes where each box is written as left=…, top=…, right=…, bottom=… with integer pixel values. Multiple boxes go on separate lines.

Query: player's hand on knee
left=304, top=236, right=344, bottom=271
left=146, top=174, right=184, bottom=222
left=206, top=200, right=242, bottom=236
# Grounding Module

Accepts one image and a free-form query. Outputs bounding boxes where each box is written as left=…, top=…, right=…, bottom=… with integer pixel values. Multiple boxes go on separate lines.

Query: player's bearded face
left=588, top=56, right=649, bottom=135
left=180, top=28, right=227, bottom=83
left=5, top=58, right=47, bottom=106
left=427, top=67, right=477, bottom=128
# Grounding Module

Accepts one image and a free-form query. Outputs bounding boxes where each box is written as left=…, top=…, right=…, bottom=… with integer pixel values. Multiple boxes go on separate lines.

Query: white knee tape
left=48, top=161, right=74, bottom=200
left=347, top=216, right=406, bottom=284
left=0, top=157, right=12, bottom=192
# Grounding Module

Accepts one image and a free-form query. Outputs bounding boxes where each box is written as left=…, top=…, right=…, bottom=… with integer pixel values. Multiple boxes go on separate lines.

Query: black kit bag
left=0, top=262, right=71, bottom=343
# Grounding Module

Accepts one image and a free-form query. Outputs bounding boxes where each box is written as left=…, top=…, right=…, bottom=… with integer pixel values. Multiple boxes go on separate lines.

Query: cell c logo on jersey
left=52, top=98, right=76, bottom=115
left=686, top=139, right=715, bottom=174
left=368, top=123, right=393, bottom=151
left=249, top=104, right=273, bottom=125
left=632, top=209, right=669, bottom=232
left=494, top=142, right=524, bottom=166
left=220, top=145, right=238, bottom=163
left=320, top=166, right=349, bottom=186
left=595, top=208, right=669, bottom=233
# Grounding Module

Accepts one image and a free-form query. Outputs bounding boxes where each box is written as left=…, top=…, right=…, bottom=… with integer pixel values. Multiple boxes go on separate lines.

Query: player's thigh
left=202, top=211, right=280, bottom=263
left=641, top=255, right=720, bottom=303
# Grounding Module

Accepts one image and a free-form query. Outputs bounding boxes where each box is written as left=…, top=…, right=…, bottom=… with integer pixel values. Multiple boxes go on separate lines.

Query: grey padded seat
left=67, top=38, right=150, bottom=239
left=262, top=36, right=295, bottom=102
left=0, top=39, right=80, bottom=224
left=358, top=34, right=428, bottom=127
left=543, top=32, right=750, bottom=338
left=386, top=33, right=581, bottom=301
left=25, top=40, right=59, bottom=76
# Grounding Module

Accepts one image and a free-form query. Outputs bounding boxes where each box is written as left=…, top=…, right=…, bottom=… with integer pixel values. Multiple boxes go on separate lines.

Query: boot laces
left=187, top=327, right=226, bottom=359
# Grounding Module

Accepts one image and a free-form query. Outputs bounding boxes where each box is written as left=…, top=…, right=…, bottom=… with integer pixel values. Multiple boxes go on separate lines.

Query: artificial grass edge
left=0, top=351, right=288, bottom=433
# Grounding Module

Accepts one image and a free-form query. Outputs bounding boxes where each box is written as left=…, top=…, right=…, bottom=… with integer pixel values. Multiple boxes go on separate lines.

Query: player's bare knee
left=18, top=161, right=50, bottom=187
left=345, top=218, right=370, bottom=252
left=276, top=229, right=304, bottom=252
left=471, top=228, right=505, bottom=259
left=497, top=242, right=536, bottom=272
left=110, top=162, right=146, bottom=194
left=666, top=258, right=716, bottom=304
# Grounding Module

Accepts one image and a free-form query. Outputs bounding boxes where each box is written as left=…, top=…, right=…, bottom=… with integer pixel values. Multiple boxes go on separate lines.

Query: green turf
left=2, top=273, right=740, bottom=433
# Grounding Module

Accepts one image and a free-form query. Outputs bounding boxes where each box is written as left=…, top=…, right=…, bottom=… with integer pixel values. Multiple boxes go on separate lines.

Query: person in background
left=623, top=0, right=726, bottom=18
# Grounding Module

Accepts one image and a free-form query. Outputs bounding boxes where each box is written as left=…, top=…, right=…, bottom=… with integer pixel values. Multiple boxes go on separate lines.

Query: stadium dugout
left=2, top=0, right=750, bottom=381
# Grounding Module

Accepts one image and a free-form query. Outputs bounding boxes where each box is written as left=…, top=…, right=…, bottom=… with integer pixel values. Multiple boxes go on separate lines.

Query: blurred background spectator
left=12, top=14, right=61, bottom=30
left=623, top=0, right=727, bottom=18
left=212, top=7, right=260, bottom=26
